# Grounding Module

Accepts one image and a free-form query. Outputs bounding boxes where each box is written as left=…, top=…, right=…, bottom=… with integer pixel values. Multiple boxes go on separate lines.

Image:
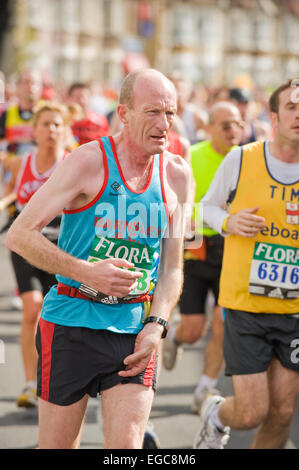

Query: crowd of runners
left=0, top=66, right=298, bottom=449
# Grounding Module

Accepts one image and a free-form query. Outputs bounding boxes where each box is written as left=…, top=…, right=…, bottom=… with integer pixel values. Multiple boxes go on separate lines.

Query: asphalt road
left=0, top=212, right=298, bottom=451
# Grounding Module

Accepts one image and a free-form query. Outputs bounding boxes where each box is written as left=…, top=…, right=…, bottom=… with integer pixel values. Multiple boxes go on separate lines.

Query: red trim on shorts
left=142, top=350, right=157, bottom=387
left=39, top=318, right=55, bottom=402
left=159, top=153, right=170, bottom=223
left=108, top=136, right=155, bottom=194
left=63, top=139, right=109, bottom=214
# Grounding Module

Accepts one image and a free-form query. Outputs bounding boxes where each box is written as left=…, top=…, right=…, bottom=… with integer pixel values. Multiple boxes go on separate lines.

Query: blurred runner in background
left=0, top=101, right=70, bottom=407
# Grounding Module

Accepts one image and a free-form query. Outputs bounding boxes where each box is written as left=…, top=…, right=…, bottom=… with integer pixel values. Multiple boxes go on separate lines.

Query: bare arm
left=225, top=206, right=266, bottom=237
left=202, top=147, right=266, bottom=237
left=5, top=142, right=142, bottom=297
left=0, top=156, right=21, bottom=211
left=119, top=157, right=190, bottom=377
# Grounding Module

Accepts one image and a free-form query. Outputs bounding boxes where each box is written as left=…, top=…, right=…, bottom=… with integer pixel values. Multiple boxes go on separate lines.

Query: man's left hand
left=118, top=322, right=163, bottom=377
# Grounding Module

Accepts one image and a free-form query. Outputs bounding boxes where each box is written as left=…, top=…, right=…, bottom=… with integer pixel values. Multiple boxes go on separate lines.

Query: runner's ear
left=117, top=104, right=129, bottom=126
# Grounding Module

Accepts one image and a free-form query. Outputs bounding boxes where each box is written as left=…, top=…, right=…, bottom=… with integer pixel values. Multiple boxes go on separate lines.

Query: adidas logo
left=268, top=287, right=284, bottom=299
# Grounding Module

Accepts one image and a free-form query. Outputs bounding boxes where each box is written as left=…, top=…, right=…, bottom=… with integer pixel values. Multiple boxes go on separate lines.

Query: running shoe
left=143, top=421, right=161, bottom=449
left=162, top=325, right=183, bottom=370
left=193, top=395, right=230, bottom=449
left=10, top=288, right=23, bottom=311
left=191, top=386, right=220, bottom=414
left=17, top=384, right=38, bottom=408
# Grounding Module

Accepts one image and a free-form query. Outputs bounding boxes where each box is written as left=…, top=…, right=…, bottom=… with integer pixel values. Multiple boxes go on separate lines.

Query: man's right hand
left=225, top=206, right=266, bottom=238
left=86, top=258, right=143, bottom=298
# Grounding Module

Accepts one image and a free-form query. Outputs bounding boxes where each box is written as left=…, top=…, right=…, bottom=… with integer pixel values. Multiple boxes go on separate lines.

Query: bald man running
left=6, top=69, right=192, bottom=449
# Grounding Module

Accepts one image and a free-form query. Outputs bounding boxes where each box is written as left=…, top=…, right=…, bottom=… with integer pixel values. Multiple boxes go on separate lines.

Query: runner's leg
left=251, top=358, right=299, bottom=449
left=20, top=290, right=43, bottom=382
left=202, top=305, right=224, bottom=379
left=101, top=383, right=154, bottom=448
left=175, top=314, right=206, bottom=344
left=218, top=372, right=269, bottom=429
left=38, top=395, right=88, bottom=449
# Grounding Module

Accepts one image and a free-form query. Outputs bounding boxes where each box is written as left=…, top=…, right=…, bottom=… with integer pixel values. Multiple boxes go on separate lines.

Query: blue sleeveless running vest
left=41, top=136, right=169, bottom=333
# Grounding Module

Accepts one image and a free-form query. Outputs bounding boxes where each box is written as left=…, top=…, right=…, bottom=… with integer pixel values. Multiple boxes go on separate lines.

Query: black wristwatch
left=143, top=316, right=168, bottom=339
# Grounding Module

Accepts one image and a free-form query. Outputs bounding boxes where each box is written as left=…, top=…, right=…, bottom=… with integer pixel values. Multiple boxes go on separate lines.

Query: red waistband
left=56, top=282, right=152, bottom=304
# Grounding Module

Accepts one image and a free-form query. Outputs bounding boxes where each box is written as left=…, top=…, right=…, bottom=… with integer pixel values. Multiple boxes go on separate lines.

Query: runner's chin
left=150, top=136, right=166, bottom=153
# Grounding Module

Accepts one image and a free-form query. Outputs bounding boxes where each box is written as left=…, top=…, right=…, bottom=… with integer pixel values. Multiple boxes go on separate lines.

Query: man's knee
left=179, top=316, right=205, bottom=343
left=232, top=376, right=269, bottom=429
left=241, top=407, right=268, bottom=429
left=183, top=328, right=204, bottom=344
left=22, top=302, right=42, bottom=324
left=268, top=402, right=297, bottom=428
left=105, top=423, right=144, bottom=449
left=21, top=292, right=43, bottom=324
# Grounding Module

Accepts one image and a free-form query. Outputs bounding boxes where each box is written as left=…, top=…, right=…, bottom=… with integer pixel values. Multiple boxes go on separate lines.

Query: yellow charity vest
left=5, top=105, right=36, bottom=158
left=219, top=141, right=299, bottom=314
left=5, top=105, right=33, bottom=143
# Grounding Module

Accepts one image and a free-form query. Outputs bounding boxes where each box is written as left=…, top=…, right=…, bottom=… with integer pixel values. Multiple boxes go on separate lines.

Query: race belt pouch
left=184, top=237, right=207, bottom=261
left=78, top=283, right=148, bottom=304
left=57, top=282, right=153, bottom=305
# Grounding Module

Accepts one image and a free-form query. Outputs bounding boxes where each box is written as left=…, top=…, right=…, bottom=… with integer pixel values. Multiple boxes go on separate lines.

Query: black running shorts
left=10, top=251, right=57, bottom=296
left=223, top=308, right=299, bottom=376
left=36, top=318, right=158, bottom=406
left=178, top=259, right=221, bottom=314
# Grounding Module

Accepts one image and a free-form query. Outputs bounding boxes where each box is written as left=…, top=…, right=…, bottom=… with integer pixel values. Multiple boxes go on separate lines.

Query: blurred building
left=0, top=0, right=298, bottom=88
left=0, top=0, right=152, bottom=87
left=157, top=0, right=299, bottom=87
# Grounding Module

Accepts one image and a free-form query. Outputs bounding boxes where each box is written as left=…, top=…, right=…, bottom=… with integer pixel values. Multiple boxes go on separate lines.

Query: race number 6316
left=258, top=263, right=299, bottom=285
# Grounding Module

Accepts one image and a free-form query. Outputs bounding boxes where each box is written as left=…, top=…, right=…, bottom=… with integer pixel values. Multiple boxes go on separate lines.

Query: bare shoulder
left=61, top=140, right=106, bottom=210
left=163, top=150, right=192, bottom=202
left=4, top=155, right=22, bottom=173
left=164, top=149, right=191, bottom=178
left=62, top=140, right=103, bottom=175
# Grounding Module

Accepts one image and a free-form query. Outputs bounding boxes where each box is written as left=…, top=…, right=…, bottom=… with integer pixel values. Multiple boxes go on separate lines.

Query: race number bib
left=249, top=242, right=299, bottom=299
left=88, top=236, right=155, bottom=297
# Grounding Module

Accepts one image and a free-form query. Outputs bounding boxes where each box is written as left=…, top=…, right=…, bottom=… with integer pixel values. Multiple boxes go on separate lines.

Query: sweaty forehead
left=133, top=74, right=177, bottom=108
